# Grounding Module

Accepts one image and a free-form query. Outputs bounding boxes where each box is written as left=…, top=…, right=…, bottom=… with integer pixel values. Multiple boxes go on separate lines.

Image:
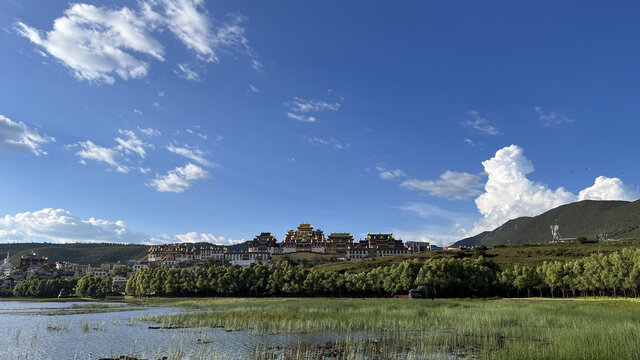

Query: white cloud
left=0, top=114, right=54, bottom=155
left=248, top=84, right=260, bottom=93
left=285, top=96, right=341, bottom=123
left=286, top=97, right=341, bottom=113
left=149, top=163, right=211, bottom=192
left=167, top=231, right=242, bottom=245
left=0, top=207, right=241, bottom=245
left=401, top=171, right=484, bottom=200
left=186, top=128, right=207, bottom=139
left=578, top=176, right=639, bottom=201
left=71, top=128, right=155, bottom=172
left=167, top=143, right=218, bottom=167
left=75, top=140, right=130, bottom=173
left=133, top=109, right=143, bottom=115
left=16, top=1, right=260, bottom=84
left=138, top=127, right=161, bottom=137
left=461, top=110, right=499, bottom=135
left=302, top=135, right=350, bottom=150
left=534, top=106, right=574, bottom=126
left=471, top=145, right=638, bottom=234
left=286, top=112, right=316, bottom=123
left=174, top=63, right=200, bottom=81
left=115, top=129, right=152, bottom=158
left=376, top=166, right=407, bottom=180
left=0, top=208, right=142, bottom=243
left=16, top=4, right=164, bottom=84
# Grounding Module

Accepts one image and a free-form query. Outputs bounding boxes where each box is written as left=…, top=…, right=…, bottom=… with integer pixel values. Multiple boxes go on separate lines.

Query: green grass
left=131, top=297, right=640, bottom=359
left=314, top=241, right=640, bottom=272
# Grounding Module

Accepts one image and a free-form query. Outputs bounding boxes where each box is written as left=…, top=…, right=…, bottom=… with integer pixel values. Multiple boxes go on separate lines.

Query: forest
left=123, top=248, right=640, bottom=298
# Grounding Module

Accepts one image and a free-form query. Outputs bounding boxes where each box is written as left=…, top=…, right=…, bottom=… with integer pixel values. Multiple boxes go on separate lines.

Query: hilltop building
left=248, top=232, right=278, bottom=254
left=148, top=245, right=195, bottom=263
left=19, top=252, right=49, bottom=269
left=347, top=233, right=409, bottom=259
left=281, top=223, right=326, bottom=254
left=326, top=233, right=354, bottom=255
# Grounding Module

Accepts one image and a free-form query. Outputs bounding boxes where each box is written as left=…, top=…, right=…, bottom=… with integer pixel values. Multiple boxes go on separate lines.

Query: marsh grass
left=133, top=297, right=640, bottom=359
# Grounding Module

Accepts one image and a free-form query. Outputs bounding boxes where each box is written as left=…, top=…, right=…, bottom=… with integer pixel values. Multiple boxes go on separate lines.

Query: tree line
left=126, top=248, right=640, bottom=298
left=11, top=275, right=112, bottom=298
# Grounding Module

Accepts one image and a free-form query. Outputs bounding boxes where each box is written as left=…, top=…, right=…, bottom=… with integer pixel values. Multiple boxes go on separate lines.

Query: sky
left=0, top=0, right=639, bottom=246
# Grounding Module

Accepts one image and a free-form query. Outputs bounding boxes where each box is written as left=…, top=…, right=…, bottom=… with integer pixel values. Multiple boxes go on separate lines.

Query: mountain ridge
left=455, top=200, right=640, bottom=247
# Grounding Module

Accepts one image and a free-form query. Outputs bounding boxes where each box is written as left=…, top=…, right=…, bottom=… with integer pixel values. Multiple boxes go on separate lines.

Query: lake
left=0, top=300, right=382, bottom=359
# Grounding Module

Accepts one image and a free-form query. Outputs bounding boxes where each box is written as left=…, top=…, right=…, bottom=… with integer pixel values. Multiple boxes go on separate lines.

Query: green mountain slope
left=0, top=241, right=251, bottom=266
left=455, top=200, right=640, bottom=247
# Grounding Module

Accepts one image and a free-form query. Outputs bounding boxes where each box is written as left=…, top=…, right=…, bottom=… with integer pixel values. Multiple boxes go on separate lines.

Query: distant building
left=55, top=261, right=89, bottom=276
left=0, top=252, right=13, bottom=277
left=131, top=261, right=150, bottom=272
left=19, top=252, right=49, bottom=269
left=225, top=252, right=270, bottom=267
left=281, top=223, right=326, bottom=254
left=443, top=246, right=463, bottom=251
left=348, top=233, right=409, bottom=259
left=326, top=233, right=354, bottom=255
left=249, top=232, right=278, bottom=254
left=148, top=245, right=195, bottom=263
left=197, top=246, right=227, bottom=261
left=406, top=241, right=430, bottom=253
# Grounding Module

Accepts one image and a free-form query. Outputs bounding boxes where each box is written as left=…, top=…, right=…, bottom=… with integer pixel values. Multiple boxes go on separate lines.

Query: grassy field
left=131, top=297, right=640, bottom=359
left=313, top=241, right=640, bottom=272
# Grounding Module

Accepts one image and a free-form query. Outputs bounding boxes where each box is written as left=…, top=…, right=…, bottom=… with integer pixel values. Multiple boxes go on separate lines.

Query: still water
left=0, top=301, right=372, bottom=359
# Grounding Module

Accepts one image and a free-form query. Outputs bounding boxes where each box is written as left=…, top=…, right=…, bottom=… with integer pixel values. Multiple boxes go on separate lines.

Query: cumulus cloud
left=167, top=143, right=218, bottom=167
left=535, top=106, right=574, bottom=126
left=461, top=110, right=499, bottom=135
left=0, top=207, right=241, bottom=245
left=149, top=163, right=211, bottom=192
left=0, top=208, right=142, bottom=243
left=16, top=1, right=260, bottom=84
left=471, top=145, right=638, bottom=233
left=0, top=114, right=54, bottom=155
left=152, top=231, right=242, bottom=245
left=401, top=171, right=484, bottom=200
left=138, top=127, right=161, bottom=137
left=578, top=176, right=639, bottom=201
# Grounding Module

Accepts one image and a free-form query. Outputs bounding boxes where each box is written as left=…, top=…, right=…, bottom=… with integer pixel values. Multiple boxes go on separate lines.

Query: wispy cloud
left=461, top=110, right=499, bottom=135
left=174, top=63, right=200, bottom=81
left=376, top=166, right=407, bottom=180
left=534, top=106, right=574, bottom=126
left=74, top=140, right=130, bottom=173
left=0, top=114, right=54, bottom=156
left=69, top=128, right=153, bottom=173
left=286, top=112, right=316, bottom=123
left=285, top=96, right=341, bottom=123
left=167, top=143, right=218, bottom=167
left=302, top=135, right=350, bottom=150
left=400, top=171, right=484, bottom=200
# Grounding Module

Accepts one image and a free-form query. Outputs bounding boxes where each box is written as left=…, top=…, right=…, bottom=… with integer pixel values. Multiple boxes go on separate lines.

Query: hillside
left=313, top=241, right=640, bottom=272
left=0, top=241, right=251, bottom=267
left=455, top=200, right=640, bottom=247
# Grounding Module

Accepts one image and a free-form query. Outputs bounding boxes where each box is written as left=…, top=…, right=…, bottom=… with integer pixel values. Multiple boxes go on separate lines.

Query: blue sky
left=0, top=0, right=639, bottom=245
